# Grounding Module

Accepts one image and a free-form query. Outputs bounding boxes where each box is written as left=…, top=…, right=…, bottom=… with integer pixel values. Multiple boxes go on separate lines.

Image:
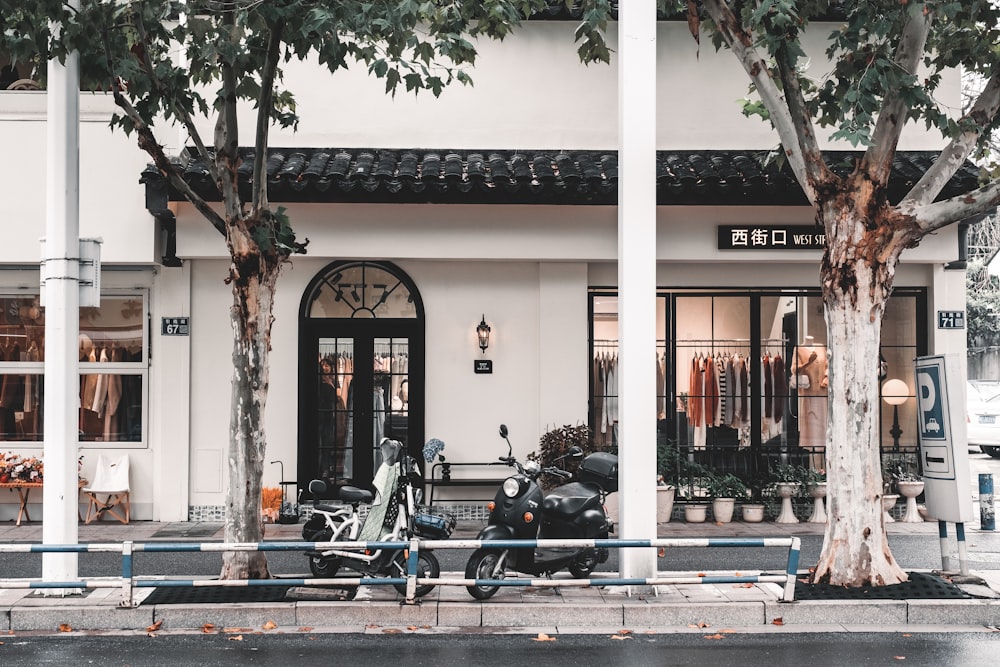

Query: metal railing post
left=120, top=540, right=136, bottom=607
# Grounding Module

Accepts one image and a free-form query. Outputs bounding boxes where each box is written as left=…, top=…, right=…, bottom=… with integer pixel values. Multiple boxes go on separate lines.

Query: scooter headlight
left=502, top=477, right=523, bottom=498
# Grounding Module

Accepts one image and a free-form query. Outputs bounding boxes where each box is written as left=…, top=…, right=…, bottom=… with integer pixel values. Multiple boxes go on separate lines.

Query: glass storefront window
left=590, top=289, right=924, bottom=486
left=0, top=294, right=147, bottom=444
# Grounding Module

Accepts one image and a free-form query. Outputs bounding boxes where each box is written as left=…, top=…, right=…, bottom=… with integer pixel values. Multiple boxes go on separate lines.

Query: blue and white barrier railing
left=0, top=536, right=801, bottom=607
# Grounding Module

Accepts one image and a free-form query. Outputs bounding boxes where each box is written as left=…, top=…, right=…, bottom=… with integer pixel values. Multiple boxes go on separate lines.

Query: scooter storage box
left=577, top=452, right=619, bottom=492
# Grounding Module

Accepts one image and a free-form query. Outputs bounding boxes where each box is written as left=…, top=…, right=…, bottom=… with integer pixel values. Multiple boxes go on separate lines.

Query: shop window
left=589, top=289, right=924, bottom=486
left=0, top=294, right=147, bottom=445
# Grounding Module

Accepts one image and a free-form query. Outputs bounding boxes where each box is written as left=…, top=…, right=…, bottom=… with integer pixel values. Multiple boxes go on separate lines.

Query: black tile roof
left=140, top=149, right=983, bottom=208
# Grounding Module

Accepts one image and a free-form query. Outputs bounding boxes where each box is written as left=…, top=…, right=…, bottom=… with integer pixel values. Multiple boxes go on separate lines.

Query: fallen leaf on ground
left=407, top=626, right=419, bottom=631
left=533, top=633, right=556, bottom=642
left=58, top=624, right=72, bottom=633
left=298, top=627, right=314, bottom=632
left=735, top=583, right=754, bottom=588
left=901, top=633, right=912, bottom=637
left=658, top=548, right=666, bottom=557
left=228, top=635, right=243, bottom=641
left=223, top=627, right=251, bottom=634
left=262, top=620, right=278, bottom=631
left=383, top=628, right=403, bottom=634
left=772, top=618, right=784, bottom=626
left=201, top=624, right=215, bottom=633
left=618, top=629, right=633, bottom=635
left=697, top=572, right=706, bottom=577
left=704, top=633, right=726, bottom=640
left=721, top=629, right=738, bottom=634
left=734, top=572, right=742, bottom=577
left=146, top=620, right=163, bottom=632
left=894, top=657, right=906, bottom=661
left=610, top=635, right=632, bottom=640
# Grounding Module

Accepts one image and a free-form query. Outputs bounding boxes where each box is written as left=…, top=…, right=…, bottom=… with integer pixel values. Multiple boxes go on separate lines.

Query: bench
left=424, top=461, right=513, bottom=507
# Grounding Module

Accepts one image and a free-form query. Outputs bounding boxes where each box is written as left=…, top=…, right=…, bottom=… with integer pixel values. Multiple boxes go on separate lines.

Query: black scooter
left=464, top=424, right=618, bottom=600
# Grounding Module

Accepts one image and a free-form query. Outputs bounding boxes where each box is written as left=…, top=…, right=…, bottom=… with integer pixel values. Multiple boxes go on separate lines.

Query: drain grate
left=142, top=585, right=292, bottom=605
left=795, top=571, right=979, bottom=601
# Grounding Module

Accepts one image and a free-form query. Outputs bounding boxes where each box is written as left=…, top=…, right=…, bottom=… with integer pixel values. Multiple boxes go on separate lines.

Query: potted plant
left=706, top=473, right=748, bottom=523
left=882, top=459, right=922, bottom=522
left=655, top=434, right=679, bottom=522
left=800, top=466, right=828, bottom=523
left=769, top=463, right=804, bottom=523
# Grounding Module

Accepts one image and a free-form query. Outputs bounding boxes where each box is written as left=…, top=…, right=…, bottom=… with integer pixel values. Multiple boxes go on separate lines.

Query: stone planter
left=741, top=503, right=765, bottom=522
left=775, top=482, right=800, bottom=524
left=684, top=504, right=708, bottom=523
left=807, top=481, right=828, bottom=523
left=896, top=480, right=925, bottom=523
left=712, top=497, right=736, bottom=523
left=657, top=485, right=675, bottom=523
left=882, top=494, right=899, bottom=523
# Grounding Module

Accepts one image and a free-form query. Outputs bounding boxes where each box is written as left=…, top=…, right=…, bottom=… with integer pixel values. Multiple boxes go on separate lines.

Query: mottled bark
left=219, top=221, right=279, bottom=580
left=812, top=174, right=917, bottom=586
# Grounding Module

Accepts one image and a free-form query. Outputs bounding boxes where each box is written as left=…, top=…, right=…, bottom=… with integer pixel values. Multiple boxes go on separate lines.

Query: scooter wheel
left=465, top=548, right=504, bottom=600
left=568, top=549, right=599, bottom=579
left=309, top=555, right=341, bottom=578
left=391, top=550, right=441, bottom=597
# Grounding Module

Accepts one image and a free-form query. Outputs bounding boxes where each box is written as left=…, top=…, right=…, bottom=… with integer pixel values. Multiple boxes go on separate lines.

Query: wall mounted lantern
left=476, top=315, right=491, bottom=354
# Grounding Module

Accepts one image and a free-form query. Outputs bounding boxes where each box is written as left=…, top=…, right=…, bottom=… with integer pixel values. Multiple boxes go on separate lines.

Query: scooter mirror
left=567, top=446, right=584, bottom=460
left=499, top=424, right=508, bottom=439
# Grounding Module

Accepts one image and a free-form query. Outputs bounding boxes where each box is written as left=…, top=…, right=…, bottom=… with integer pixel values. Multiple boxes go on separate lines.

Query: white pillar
left=42, top=8, right=81, bottom=588
left=618, top=1, right=658, bottom=587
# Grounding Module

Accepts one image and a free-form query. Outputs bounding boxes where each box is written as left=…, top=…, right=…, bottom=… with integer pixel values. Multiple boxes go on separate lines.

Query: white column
left=618, top=2, right=658, bottom=586
left=42, top=6, right=82, bottom=588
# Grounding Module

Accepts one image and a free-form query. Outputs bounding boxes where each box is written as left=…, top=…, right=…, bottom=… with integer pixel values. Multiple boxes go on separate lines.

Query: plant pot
left=882, top=494, right=899, bottom=523
left=684, top=504, right=708, bottom=523
left=712, top=497, right=736, bottom=523
left=775, top=482, right=800, bottom=524
left=741, top=503, right=765, bottom=522
left=657, top=485, right=675, bottom=523
left=896, top=480, right=925, bottom=523
left=807, top=481, right=828, bottom=523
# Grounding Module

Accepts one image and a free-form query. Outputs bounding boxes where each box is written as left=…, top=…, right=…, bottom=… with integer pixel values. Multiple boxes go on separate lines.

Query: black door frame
left=297, top=261, right=425, bottom=496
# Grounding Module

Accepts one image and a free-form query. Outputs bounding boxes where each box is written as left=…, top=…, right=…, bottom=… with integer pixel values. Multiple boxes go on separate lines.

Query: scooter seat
left=338, top=486, right=374, bottom=504
left=541, top=481, right=602, bottom=521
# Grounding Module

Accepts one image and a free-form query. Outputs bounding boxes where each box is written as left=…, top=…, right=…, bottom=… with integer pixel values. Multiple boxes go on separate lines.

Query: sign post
left=914, top=355, right=974, bottom=574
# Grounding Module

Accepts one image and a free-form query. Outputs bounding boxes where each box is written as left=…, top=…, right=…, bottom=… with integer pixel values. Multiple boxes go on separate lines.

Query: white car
left=967, top=380, right=1000, bottom=458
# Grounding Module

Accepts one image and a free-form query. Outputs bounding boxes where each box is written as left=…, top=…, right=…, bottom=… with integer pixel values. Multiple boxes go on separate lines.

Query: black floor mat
left=151, top=523, right=222, bottom=539
left=795, top=571, right=980, bottom=601
left=142, top=585, right=292, bottom=605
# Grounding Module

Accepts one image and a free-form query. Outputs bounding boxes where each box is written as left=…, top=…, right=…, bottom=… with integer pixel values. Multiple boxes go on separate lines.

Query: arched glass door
left=298, top=261, right=424, bottom=494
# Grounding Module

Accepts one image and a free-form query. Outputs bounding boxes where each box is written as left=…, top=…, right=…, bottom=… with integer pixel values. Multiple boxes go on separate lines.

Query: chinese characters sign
left=718, top=225, right=825, bottom=250
left=161, top=317, right=190, bottom=336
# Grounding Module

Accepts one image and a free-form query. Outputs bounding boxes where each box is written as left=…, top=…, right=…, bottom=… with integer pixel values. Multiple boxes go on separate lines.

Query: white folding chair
left=82, top=454, right=131, bottom=524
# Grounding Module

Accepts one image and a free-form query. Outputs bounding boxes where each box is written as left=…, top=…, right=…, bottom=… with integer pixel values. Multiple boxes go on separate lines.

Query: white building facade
left=0, top=17, right=972, bottom=522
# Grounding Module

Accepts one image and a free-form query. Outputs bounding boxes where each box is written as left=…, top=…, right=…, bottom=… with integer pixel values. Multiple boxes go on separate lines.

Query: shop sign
left=161, top=317, right=190, bottom=336
left=474, top=360, right=493, bottom=374
left=718, top=225, right=825, bottom=250
left=936, top=310, right=965, bottom=330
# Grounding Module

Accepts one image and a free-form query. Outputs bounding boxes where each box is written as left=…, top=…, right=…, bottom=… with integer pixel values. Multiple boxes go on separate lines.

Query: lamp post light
left=476, top=315, right=491, bottom=355
left=882, top=378, right=910, bottom=452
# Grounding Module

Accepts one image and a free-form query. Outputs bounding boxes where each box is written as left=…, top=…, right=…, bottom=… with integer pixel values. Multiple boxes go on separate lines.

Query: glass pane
left=318, top=338, right=353, bottom=481
left=0, top=296, right=44, bottom=361
left=79, top=372, right=143, bottom=442
left=375, top=337, right=409, bottom=467
left=0, top=372, right=42, bottom=441
left=80, top=297, right=145, bottom=362
left=309, top=264, right=417, bottom=319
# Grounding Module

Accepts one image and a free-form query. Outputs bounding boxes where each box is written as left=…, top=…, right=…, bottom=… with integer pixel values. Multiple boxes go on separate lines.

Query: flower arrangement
left=0, top=452, right=44, bottom=483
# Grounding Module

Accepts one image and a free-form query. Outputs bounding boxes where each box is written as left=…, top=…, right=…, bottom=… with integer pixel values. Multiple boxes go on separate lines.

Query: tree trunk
left=811, top=186, right=910, bottom=586
left=219, top=222, right=280, bottom=580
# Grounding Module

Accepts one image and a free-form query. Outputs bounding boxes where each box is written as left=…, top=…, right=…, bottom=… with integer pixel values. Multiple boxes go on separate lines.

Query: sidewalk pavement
left=1, top=518, right=999, bottom=635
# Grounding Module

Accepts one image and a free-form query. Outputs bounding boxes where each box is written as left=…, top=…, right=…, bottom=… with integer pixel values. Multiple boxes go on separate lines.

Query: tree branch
left=906, top=179, right=1000, bottom=234
left=701, top=0, right=818, bottom=204
left=774, top=40, right=833, bottom=188
left=101, top=23, right=226, bottom=236
left=252, top=17, right=285, bottom=213
left=216, top=8, right=243, bottom=223
left=861, top=2, right=933, bottom=185
left=903, top=68, right=1000, bottom=206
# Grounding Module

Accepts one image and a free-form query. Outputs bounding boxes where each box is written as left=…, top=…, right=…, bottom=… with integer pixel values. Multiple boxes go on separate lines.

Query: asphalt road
left=0, top=631, right=998, bottom=666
